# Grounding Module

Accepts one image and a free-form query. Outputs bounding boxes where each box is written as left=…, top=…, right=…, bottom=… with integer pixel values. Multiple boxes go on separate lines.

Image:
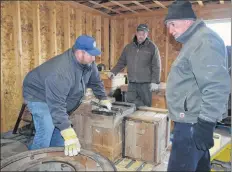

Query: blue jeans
left=168, top=122, right=211, bottom=171
left=26, top=101, right=64, bottom=150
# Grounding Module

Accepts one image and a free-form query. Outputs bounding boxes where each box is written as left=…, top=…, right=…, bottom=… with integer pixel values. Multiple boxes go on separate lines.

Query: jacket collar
left=176, top=19, right=205, bottom=44
left=133, top=36, right=150, bottom=47
left=71, top=47, right=92, bottom=71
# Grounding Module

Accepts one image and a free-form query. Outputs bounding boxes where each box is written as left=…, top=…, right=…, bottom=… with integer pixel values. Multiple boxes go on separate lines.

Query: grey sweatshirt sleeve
left=111, top=46, right=127, bottom=75
left=87, top=63, right=107, bottom=100
left=151, top=45, right=161, bottom=84
left=45, top=74, right=72, bottom=131
left=190, top=37, right=230, bottom=123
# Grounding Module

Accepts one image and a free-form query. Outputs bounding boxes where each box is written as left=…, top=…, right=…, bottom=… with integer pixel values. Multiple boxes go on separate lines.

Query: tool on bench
left=90, top=100, right=123, bottom=115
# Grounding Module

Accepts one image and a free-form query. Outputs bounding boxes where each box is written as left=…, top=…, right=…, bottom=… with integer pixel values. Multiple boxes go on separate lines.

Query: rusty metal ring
left=1, top=147, right=117, bottom=171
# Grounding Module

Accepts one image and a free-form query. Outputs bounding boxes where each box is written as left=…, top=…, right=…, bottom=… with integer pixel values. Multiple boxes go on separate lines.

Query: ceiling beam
left=89, top=1, right=121, bottom=14
left=111, top=1, right=138, bottom=13
left=152, top=1, right=167, bottom=9
left=219, top=0, right=224, bottom=4
left=60, top=1, right=110, bottom=17
left=132, top=1, right=153, bottom=12
left=197, top=1, right=204, bottom=7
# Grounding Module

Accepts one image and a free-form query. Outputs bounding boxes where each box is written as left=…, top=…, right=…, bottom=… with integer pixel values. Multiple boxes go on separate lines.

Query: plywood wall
left=110, top=3, right=231, bottom=82
left=1, top=1, right=110, bottom=132
left=1, top=1, right=231, bottom=132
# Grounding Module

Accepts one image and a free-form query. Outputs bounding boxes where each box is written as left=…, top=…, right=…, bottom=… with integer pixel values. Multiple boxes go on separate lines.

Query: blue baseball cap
left=74, top=35, right=101, bottom=56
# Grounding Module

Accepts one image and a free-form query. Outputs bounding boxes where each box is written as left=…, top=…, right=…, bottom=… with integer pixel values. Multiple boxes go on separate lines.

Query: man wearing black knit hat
left=164, top=1, right=230, bottom=171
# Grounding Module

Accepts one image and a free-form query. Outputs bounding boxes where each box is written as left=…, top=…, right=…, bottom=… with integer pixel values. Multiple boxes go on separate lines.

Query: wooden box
left=123, top=107, right=170, bottom=164
left=71, top=101, right=136, bottom=161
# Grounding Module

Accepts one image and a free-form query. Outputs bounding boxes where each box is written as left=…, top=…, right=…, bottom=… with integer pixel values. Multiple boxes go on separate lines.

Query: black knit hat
left=164, top=0, right=197, bottom=24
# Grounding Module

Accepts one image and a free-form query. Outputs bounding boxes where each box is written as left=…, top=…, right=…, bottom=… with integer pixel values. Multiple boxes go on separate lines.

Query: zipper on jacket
left=134, top=48, right=140, bottom=81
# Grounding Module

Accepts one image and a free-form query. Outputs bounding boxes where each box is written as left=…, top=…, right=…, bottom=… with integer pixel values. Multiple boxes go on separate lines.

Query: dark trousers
left=168, top=122, right=211, bottom=172
left=126, top=82, right=152, bottom=108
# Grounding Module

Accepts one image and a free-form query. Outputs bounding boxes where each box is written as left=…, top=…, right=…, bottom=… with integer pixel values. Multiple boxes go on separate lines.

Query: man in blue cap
left=164, top=1, right=230, bottom=171
left=23, top=35, right=112, bottom=156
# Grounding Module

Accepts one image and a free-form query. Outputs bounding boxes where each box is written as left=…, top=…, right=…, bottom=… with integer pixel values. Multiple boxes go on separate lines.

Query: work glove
left=61, top=127, right=81, bottom=156
left=150, top=83, right=159, bottom=92
left=107, top=72, right=115, bottom=79
left=192, top=117, right=216, bottom=151
left=99, top=99, right=112, bottom=110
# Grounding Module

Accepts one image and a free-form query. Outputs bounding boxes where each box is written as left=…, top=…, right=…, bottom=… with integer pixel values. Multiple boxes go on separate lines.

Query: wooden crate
left=71, top=101, right=136, bottom=161
left=152, top=91, right=167, bottom=109
left=123, top=108, right=170, bottom=164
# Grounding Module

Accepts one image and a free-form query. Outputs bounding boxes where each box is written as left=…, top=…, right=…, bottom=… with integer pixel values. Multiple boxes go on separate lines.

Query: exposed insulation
left=56, top=2, right=64, bottom=55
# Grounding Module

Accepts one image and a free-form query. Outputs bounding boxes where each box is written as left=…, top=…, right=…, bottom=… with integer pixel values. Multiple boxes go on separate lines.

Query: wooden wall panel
left=152, top=18, right=167, bottom=82
left=115, top=19, right=124, bottom=64
left=0, top=1, right=110, bottom=132
left=1, top=1, right=17, bottom=132
left=56, top=2, right=64, bottom=55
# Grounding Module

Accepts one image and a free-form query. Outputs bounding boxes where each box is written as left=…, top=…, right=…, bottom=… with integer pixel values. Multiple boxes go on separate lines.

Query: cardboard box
left=123, top=108, right=170, bottom=164
left=71, top=101, right=136, bottom=161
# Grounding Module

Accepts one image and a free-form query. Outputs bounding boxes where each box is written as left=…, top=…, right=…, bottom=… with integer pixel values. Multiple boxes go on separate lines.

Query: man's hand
left=192, top=118, right=216, bottom=151
left=150, top=83, right=159, bottom=91
left=61, top=127, right=81, bottom=156
left=107, top=72, right=115, bottom=79
left=99, top=99, right=112, bottom=110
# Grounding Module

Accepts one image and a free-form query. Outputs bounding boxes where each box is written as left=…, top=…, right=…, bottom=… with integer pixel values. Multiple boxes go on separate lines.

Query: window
left=205, top=18, right=231, bottom=46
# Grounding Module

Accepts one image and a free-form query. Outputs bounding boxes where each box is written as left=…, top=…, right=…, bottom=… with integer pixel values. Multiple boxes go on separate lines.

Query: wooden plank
left=60, top=1, right=110, bottom=17
left=112, top=8, right=167, bottom=19
left=13, top=1, right=23, bottom=88
left=1, top=37, right=4, bottom=132
left=103, top=18, right=109, bottom=69
left=86, top=13, right=93, bottom=36
left=138, top=106, right=168, bottom=113
left=96, top=15, right=101, bottom=58
left=110, top=19, right=116, bottom=69
left=152, top=1, right=167, bottom=9
left=132, top=1, right=153, bottom=12
left=89, top=1, right=121, bottom=14
left=76, top=9, right=83, bottom=37
left=63, top=5, right=70, bottom=50
left=49, top=1, right=57, bottom=57
left=123, top=18, right=128, bottom=47
left=111, top=1, right=138, bottom=14
left=32, top=1, right=41, bottom=67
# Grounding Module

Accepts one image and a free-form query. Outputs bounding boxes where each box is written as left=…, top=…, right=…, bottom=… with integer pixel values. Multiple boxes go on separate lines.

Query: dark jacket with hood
left=23, top=47, right=107, bottom=130
left=111, top=36, right=161, bottom=84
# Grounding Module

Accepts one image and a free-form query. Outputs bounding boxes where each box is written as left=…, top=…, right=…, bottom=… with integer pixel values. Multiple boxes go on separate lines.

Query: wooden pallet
left=114, top=158, right=155, bottom=171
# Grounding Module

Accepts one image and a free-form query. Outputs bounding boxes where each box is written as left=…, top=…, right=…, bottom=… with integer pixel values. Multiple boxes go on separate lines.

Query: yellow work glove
left=99, top=99, right=112, bottom=110
left=60, top=127, right=81, bottom=156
